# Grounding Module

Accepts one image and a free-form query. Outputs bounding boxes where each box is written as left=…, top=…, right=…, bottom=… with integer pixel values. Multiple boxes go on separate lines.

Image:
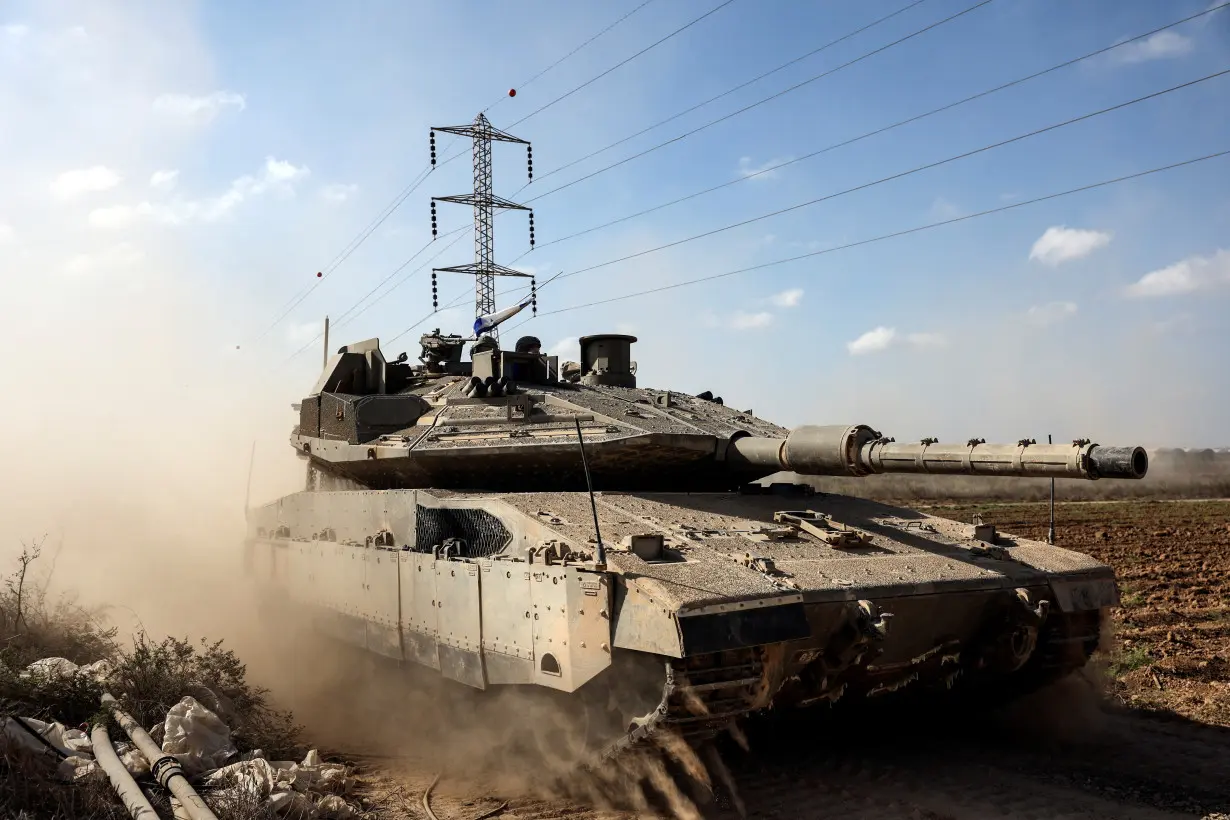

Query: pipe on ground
left=91, top=723, right=161, bottom=820
left=101, top=693, right=220, bottom=820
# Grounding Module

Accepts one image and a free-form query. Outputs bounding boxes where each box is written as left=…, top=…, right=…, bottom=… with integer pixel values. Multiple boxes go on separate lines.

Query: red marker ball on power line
left=316, top=271, right=322, bottom=278
left=509, top=88, right=516, bottom=97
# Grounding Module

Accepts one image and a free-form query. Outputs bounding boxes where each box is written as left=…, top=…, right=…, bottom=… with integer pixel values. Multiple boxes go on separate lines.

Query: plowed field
left=924, top=499, right=1230, bottom=727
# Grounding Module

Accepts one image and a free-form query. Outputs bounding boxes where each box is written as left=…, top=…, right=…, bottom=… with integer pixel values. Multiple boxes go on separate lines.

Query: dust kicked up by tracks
left=349, top=669, right=1230, bottom=820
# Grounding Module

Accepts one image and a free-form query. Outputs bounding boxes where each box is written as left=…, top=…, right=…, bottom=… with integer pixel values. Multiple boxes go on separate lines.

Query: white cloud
left=1026, top=301, right=1078, bottom=326
left=320, top=183, right=358, bottom=203
left=730, top=311, right=773, bottom=330
left=1111, top=31, right=1194, bottom=64
left=847, top=326, right=897, bottom=355
left=89, top=157, right=309, bottom=228
left=3, top=23, right=30, bottom=38
left=64, top=242, right=145, bottom=276
left=152, top=90, right=246, bottom=123
left=768, top=288, right=803, bottom=308
left=0, top=222, right=14, bottom=244
left=150, top=169, right=179, bottom=190
left=1124, top=248, right=1230, bottom=298
left=260, top=157, right=305, bottom=185
left=50, top=166, right=122, bottom=199
left=737, top=155, right=793, bottom=181
left=1028, top=225, right=1112, bottom=266
left=846, top=326, right=945, bottom=355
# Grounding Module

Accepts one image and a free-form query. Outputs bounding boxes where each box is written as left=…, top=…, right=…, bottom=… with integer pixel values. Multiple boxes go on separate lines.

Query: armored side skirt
left=244, top=537, right=612, bottom=693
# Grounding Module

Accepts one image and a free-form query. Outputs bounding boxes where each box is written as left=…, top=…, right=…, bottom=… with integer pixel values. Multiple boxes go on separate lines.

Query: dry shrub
left=0, top=536, right=120, bottom=672
left=106, top=634, right=303, bottom=759
left=0, top=742, right=135, bottom=820
left=1, top=542, right=305, bottom=819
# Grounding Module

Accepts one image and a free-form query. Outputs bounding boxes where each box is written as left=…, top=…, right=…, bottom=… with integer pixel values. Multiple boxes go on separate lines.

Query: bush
left=0, top=540, right=304, bottom=818
left=106, top=634, right=303, bottom=759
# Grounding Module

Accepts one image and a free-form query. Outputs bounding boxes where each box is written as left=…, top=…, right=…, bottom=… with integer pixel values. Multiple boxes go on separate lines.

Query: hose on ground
left=101, top=692, right=220, bottom=820
left=90, top=723, right=160, bottom=820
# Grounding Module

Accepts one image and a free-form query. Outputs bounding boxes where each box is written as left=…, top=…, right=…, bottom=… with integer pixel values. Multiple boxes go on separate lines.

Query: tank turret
left=289, top=333, right=1147, bottom=492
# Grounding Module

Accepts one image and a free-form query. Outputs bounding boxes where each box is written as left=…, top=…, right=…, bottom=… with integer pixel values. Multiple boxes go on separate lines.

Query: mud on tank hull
left=243, top=485, right=1115, bottom=761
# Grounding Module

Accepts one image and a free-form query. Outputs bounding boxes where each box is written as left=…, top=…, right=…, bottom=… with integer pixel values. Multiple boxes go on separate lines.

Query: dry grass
left=1, top=538, right=306, bottom=819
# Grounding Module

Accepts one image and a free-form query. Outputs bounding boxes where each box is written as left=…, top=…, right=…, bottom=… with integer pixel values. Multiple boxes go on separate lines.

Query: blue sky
left=2, top=0, right=1230, bottom=526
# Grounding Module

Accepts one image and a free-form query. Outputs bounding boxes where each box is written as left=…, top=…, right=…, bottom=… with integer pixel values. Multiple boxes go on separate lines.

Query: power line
left=522, top=0, right=932, bottom=189
left=507, top=0, right=742, bottom=129
left=481, top=0, right=661, bottom=115
left=252, top=160, right=455, bottom=345
left=519, top=0, right=998, bottom=206
left=522, top=148, right=1230, bottom=319
left=283, top=227, right=472, bottom=363
left=509, top=0, right=1230, bottom=261
left=333, top=225, right=471, bottom=326
left=526, top=67, right=1230, bottom=286
left=252, top=0, right=664, bottom=346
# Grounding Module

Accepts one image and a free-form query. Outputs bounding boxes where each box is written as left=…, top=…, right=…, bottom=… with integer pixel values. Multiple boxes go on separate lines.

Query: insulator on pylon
left=430, top=201, right=437, bottom=237
left=528, top=211, right=535, bottom=247
left=527, top=146, right=533, bottom=181
left=429, top=132, right=436, bottom=166
left=531, top=276, right=537, bottom=316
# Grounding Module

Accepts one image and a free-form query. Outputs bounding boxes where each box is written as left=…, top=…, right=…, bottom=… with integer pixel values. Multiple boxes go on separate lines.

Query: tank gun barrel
left=726, top=424, right=1148, bottom=480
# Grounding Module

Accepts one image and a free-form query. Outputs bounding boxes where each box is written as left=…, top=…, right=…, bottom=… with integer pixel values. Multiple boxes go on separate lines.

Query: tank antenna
left=429, top=113, right=535, bottom=346
left=322, top=315, right=330, bottom=369
left=1048, top=433, right=1056, bottom=544
left=574, top=418, right=606, bottom=567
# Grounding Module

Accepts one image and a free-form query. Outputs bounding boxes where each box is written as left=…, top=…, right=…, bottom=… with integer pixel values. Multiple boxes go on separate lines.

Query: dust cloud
left=0, top=267, right=723, bottom=817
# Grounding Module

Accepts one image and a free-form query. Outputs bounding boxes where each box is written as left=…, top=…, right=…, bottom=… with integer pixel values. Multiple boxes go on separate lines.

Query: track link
left=586, top=608, right=1105, bottom=772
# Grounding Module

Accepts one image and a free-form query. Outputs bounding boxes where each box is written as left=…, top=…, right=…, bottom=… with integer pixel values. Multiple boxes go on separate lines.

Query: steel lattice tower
left=429, top=113, right=536, bottom=343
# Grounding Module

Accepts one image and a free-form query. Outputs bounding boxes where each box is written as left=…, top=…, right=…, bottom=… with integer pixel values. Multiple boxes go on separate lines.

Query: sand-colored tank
left=244, top=329, right=1146, bottom=764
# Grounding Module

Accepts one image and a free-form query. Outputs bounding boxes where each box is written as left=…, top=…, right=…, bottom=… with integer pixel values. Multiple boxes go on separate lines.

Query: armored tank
left=244, top=328, right=1147, bottom=764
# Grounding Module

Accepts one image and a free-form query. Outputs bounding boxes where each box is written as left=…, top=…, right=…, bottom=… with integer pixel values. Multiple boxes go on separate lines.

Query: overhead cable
left=254, top=0, right=665, bottom=344
left=523, top=0, right=932, bottom=188
left=507, top=0, right=742, bottom=129
left=521, top=148, right=1230, bottom=319
left=519, top=0, right=998, bottom=205
left=510, top=0, right=1230, bottom=260
left=531, top=67, right=1230, bottom=286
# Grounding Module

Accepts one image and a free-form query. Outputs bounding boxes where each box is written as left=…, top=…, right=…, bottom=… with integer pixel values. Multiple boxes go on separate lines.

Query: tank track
left=580, top=608, right=1104, bottom=771
left=588, top=651, right=764, bottom=767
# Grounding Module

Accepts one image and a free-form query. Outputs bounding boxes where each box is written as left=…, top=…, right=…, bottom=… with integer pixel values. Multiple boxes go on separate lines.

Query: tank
left=244, top=328, right=1147, bottom=766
